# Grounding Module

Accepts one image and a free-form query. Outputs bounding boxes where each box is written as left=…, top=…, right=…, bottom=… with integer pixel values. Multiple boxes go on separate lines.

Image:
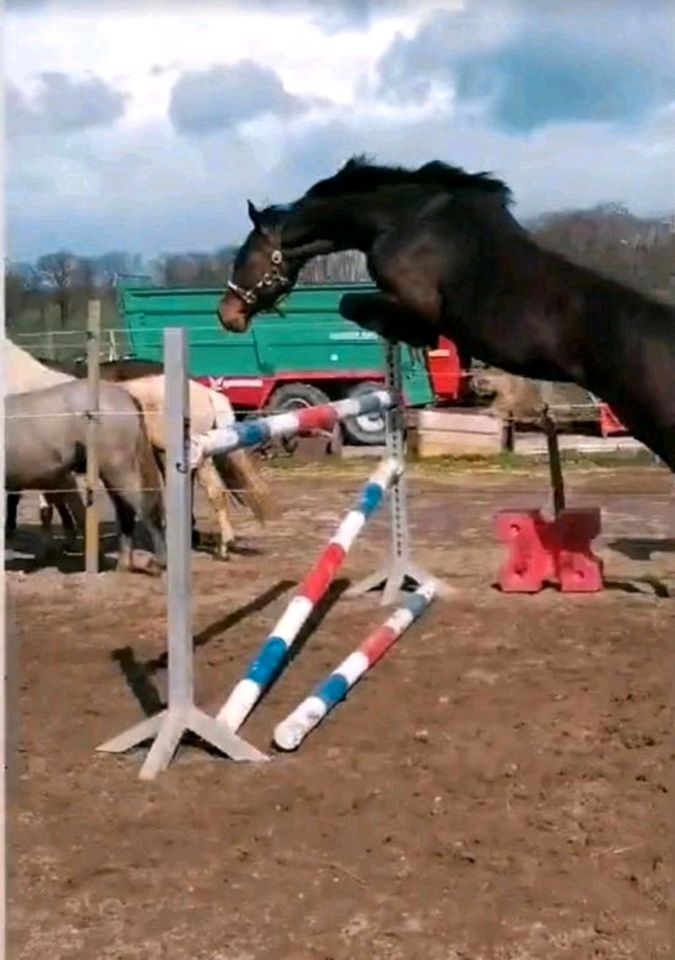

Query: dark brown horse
left=218, top=156, right=674, bottom=470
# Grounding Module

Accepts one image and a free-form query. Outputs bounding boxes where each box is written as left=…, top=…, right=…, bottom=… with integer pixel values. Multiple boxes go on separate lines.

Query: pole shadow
left=110, top=578, right=296, bottom=716
left=603, top=576, right=671, bottom=599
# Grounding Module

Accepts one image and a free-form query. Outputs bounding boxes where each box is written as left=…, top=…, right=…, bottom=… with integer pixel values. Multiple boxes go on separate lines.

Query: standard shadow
left=607, top=537, right=675, bottom=560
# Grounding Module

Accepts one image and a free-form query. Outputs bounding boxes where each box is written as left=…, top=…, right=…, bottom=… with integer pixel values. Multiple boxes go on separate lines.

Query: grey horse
left=5, top=379, right=166, bottom=573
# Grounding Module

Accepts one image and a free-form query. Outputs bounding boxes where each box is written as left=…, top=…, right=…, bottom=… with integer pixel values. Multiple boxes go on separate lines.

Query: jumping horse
left=217, top=156, right=674, bottom=472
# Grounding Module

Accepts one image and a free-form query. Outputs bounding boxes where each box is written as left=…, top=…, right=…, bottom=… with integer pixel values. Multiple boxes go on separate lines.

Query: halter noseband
left=226, top=249, right=291, bottom=307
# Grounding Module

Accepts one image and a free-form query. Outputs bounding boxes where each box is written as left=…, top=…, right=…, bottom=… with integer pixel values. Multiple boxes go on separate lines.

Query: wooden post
left=85, top=301, right=101, bottom=574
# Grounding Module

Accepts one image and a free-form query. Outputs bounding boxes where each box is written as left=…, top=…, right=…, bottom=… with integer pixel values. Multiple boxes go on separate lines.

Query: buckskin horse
left=217, top=156, right=674, bottom=472
left=8, top=341, right=273, bottom=560
left=6, top=378, right=167, bottom=574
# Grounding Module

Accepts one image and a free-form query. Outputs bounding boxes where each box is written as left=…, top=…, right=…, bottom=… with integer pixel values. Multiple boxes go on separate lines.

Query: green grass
left=262, top=446, right=657, bottom=480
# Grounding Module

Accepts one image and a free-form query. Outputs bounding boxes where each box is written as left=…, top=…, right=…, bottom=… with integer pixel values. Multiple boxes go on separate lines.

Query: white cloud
left=5, top=0, right=674, bottom=260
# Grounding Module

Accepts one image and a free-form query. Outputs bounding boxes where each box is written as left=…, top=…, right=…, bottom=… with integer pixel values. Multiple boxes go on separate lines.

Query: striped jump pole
left=273, top=581, right=437, bottom=751
left=216, top=455, right=401, bottom=732
left=192, top=389, right=394, bottom=464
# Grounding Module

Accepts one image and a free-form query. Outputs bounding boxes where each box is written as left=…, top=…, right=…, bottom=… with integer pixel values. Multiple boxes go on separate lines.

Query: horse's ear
left=247, top=199, right=261, bottom=229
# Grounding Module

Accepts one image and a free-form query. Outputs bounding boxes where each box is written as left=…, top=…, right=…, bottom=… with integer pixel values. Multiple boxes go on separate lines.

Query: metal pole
left=0, top=295, right=7, bottom=960
left=165, top=328, right=193, bottom=710
left=382, top=341, right=412, bottom=605
left=346, top=341, right=452, bottom=603
left=85, top=300, right=101, bottom=574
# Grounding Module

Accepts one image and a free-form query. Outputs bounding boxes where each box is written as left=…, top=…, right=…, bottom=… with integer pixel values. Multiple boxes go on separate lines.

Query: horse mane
left=304, top=154, right=512, bottom=203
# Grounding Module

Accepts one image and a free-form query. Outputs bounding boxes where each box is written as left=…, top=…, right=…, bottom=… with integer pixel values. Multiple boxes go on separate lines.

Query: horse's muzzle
left=218, top=294, right=250, bottom=333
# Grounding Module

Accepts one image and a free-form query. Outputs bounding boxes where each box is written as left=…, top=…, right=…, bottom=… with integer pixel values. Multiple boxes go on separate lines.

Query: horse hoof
left=216, top=538, right=237, bottom=561
left=123, top=556, right=163, bottom=576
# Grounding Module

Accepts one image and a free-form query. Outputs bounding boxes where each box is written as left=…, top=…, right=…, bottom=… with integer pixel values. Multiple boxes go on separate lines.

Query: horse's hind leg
left=196, top=458, right=235, bottom=560
left=103, top=487, right=137, bottom=573
left=140, top=485, right=167, bottom=571
left=100, top=473, right=165, bottom=576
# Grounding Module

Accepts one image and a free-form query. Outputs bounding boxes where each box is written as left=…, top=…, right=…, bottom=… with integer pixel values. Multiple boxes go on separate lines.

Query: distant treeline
left=6, top=203, right=674, bottom=351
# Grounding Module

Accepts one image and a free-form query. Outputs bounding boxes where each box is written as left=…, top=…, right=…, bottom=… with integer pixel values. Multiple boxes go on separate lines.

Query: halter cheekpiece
left=227, top=249, right=291, bottom=307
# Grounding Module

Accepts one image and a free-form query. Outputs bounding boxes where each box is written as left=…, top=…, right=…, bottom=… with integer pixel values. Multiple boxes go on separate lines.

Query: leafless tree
left=35, top=250, right=93, bottom=327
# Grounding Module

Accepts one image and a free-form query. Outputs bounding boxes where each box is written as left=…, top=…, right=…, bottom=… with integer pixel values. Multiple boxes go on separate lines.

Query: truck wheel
left=341, top=381, right=387, bottom=446
left=267, top=383, right=332, bottom=454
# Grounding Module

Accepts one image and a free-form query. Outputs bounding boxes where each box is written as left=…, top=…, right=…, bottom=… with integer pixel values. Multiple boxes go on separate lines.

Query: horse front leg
left=339, top=291, right=440, bottom=349
left=47, top=481, right=85, bottom=553
left=37, top=485, right=80, bottom=560
left=39, top=493, right=54, bottom=531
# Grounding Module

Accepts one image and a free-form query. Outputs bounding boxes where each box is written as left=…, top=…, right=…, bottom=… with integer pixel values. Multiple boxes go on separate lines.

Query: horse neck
left=6, top=341, right=74, bottom=394
left=284, top=195, right=386, bottom=256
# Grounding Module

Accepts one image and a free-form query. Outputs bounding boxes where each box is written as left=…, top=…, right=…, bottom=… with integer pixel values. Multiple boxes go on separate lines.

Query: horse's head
left=218, top=201, right=299, bottom=333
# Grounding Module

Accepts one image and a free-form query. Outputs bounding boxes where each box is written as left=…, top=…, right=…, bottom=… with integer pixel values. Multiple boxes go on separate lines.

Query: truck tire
left=267, top=383, right=332, bottom=454
left=341, top=381, right=387, bottom=446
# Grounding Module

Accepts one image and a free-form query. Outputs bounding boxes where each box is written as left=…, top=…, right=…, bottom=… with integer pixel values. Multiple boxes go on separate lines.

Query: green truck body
left=118, top=281, right=436, bottom=413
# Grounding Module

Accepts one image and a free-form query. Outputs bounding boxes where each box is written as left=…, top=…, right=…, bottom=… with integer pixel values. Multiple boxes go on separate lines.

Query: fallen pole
left=273, top=581, right=437, bottom=751
left=217, top=455, right=401, bottom=732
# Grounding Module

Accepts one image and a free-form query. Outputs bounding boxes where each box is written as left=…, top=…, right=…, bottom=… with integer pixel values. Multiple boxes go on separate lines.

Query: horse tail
left=205, top=386, right=276, bottom=524
left=132, top=399, right=165, bottom=525
left=211, top=449, right=276, bottom=525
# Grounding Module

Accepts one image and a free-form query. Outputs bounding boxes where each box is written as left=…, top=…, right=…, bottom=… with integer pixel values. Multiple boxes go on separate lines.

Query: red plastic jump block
left=494, top=507, right=603, bottom=593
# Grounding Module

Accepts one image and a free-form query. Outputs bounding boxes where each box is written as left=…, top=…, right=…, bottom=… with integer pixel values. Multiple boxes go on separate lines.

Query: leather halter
left=226, top=249, right=291, bottom=307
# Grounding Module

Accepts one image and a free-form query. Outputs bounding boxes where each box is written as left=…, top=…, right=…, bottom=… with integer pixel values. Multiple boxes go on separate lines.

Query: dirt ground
left=6, top=462, right=674, bottom=960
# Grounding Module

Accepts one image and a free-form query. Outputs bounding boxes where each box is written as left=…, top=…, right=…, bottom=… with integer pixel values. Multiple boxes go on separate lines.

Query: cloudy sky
left=6, top=0, right=675, bottom=260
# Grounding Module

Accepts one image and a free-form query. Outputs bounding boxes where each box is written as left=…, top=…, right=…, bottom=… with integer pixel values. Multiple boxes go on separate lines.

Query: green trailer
left=118, top=280, right=438, bottom=445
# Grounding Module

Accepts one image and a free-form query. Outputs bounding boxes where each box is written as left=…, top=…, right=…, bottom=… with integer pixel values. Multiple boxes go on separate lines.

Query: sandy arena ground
left=6, top=461, right=674, bottom=960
